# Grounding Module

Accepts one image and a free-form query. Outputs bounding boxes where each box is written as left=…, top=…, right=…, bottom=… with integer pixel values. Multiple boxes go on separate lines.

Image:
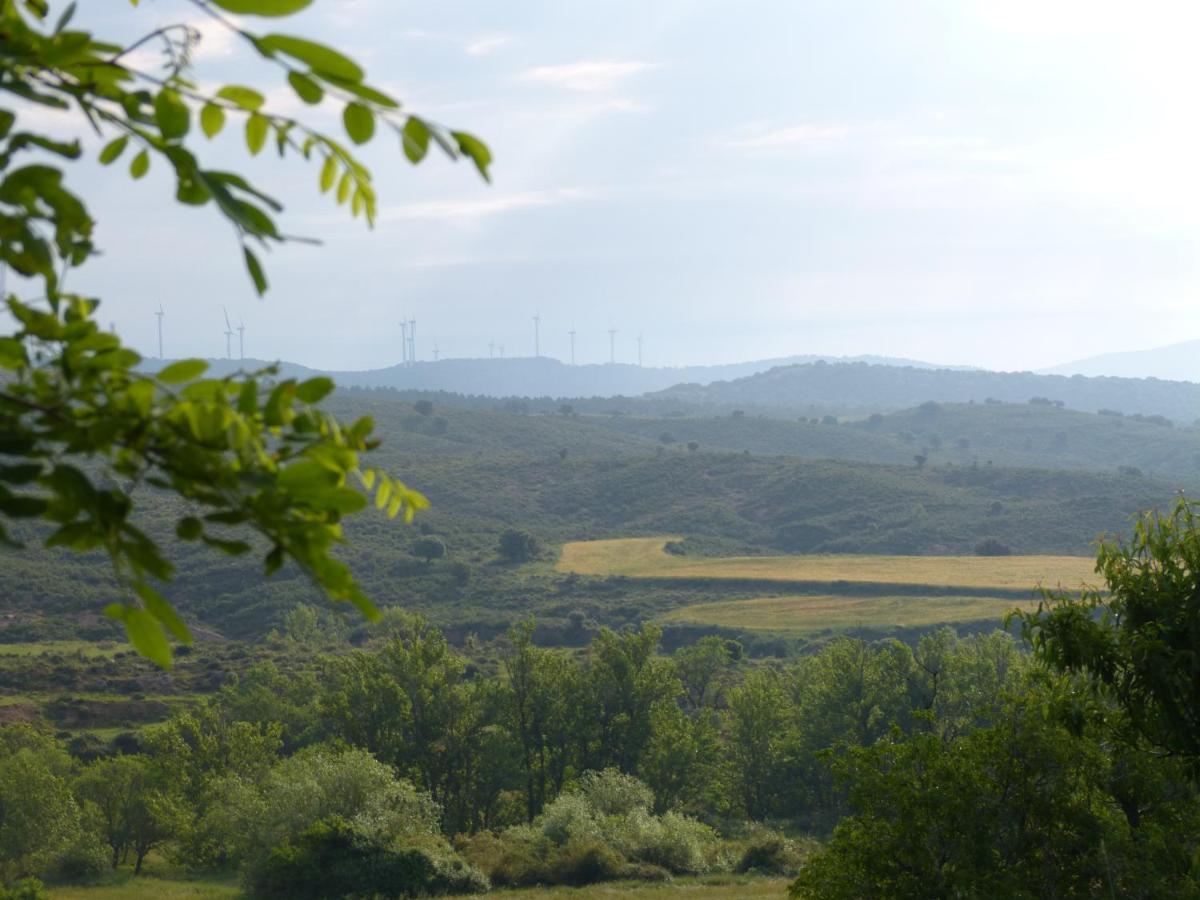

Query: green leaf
left=107, top=604, right=172, bottom=668
left=98, top=135, right=128, bottom=164
left=157, top=358, right=208, bottom=383
left=153, top=89, right=190, bottom=140
left=342, top=102, right=375, bottom=145
left=401, top=117, right=430, bottom=163
left=319, top=155, right=337, bottom=192
left=287, top=70, right=324, bottom=105
left=134, top=582, right=193, bottom=644
left=258, top=34, right=364, bottom=81
left=452, top=131, right=492, bottom=182
left=245, top=113, right=269, bottom=155
left=200, top=102, right=226, bottom=138
left=217, top=85, right=265, bottom=111
left=336, top=170, right=352, bottom=205
left=319, top=75, right=399, bottom=109
left=244, top=246, right=268, bottom=295
left=210, top=0, right=313, bottom=16
left=175, top=517, right=202, bottom=541
left=296, top=376, right=334, bottom=403
left=129, top=149, right=150, bottom=179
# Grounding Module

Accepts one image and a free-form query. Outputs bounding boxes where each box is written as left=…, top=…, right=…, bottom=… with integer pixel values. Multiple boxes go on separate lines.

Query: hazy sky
left=30, top=0, right=1200, bottom=370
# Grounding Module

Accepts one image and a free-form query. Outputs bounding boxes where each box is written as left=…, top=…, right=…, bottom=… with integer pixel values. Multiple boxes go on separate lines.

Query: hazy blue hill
left=1042, top=338, right=1200, bottom=381
left=139, top=352, right=960, bottom=399
left=651, top=361, right=1200, bottom=422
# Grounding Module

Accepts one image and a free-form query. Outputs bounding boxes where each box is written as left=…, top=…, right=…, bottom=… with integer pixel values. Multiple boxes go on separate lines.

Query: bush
left=498, top=529, right=540, bottom=563
left=735, top=830, right=803, bottom=875
left=0, top=880, right=45, bottom=900
left=551, top=841, right=625, bottom=886
left=245, top=818, right=486, bottom=899
left=579, top=769, right=653, bottom=817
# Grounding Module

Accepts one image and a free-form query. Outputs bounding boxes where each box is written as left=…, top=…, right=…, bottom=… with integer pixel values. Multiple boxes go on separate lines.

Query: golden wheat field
left=557, top=537, right=1097, bottom=591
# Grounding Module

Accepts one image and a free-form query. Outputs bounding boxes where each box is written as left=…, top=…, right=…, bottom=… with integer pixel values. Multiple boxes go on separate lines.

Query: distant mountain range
left=1042, top=339, right=1200, bottom=382
left=140, top=353, right=963, bottom=398
left=650, top=361, right=1200, bottom=422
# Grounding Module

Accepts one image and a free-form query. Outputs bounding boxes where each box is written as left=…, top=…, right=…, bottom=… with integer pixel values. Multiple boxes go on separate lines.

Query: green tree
left=498, top=529, right=540, bottom=564
left=725, top=669, right=795, bottom=820
left=0, top=735, right=82, bottom=882
left=412, top=535, right=447, bottom=564
left=0, top=0, right=489, bottom=664
left=1019, top=498, right=1200, bottom=768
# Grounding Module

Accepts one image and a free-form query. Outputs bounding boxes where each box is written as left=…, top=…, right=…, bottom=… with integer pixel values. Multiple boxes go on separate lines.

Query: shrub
left=551, top=841, right=625, bottom=886
left=579, top=769, right=653, bottom=817
left=735, top=829, right=804, bottom=875
left=244, top=818, right=486, bottom=899
left=0, top=879, right=45, bottom=900
left=412, top=536, right=446, bottom=563
left=498, top=529, right=540, bottom=563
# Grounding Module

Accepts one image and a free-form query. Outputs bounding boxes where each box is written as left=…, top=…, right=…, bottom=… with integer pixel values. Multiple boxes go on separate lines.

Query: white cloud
left=465, top=34, right=512, bottom=57
left=517, top=60, right=658, bottom=92
left=723, top=123, right=854, bottom=151
left=382, top=187, right=594, bottom=223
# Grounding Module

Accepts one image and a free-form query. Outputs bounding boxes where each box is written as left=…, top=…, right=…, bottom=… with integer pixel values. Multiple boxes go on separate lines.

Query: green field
left=660, top=593, right=1031, bottom=632
left=558, top=537, right=1097, bottom=591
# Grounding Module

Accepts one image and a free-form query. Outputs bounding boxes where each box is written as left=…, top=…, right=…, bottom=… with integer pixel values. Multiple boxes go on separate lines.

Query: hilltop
left=1041, top=337, right=1200, bottom=382
left=139, top=352, right=960, bottom=399
left=651, top=360, right=1200, bottom=422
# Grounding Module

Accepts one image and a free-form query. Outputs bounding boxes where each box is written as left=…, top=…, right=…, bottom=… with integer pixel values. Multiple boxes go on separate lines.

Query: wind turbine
left=568, top=327, right=576, bottom=365
left=222, top=307, right=234, bottom=359
left=637, top=334, right=643, bottom=368
left=488, top=341, right=495, bottom=359
left=399, top=320, right=409, bottom=366
left=155, top=304, right=164, bottom=359
left=238, top=318, right=245, bottom=361
left=608, top=327, right=618, bottom=365
left=533, top=311, right=541, bottom=357
left=432, top=335, right=440, bottom=362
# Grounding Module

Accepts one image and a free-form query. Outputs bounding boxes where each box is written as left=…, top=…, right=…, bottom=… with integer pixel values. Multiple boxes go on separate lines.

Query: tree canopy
left=0, top=0, right=490, bottom=664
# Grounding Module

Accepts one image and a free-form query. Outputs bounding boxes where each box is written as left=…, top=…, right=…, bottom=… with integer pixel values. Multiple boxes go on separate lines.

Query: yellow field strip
left=557, top=537, right=1097, bottom=592
left=660, top=593, right=1034, bottom=633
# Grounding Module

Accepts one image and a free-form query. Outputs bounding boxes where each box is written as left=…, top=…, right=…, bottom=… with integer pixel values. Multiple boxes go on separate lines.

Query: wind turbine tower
left=222, top=307, right=234, bottom=359
left=155, top=304, right=164, bottom=359
left=608, top=328, right=617, bottom=365
left=408, top=318, right=416, bottom=365
left=568, top=328, right=576, bottom=365
left=499, top=344, right=505, bottom=358
left=637, top=333, right=643, bottom=368
left=238, top=318, right=245, bottom=361
left=399, top=320, right=409, bottom=366
left=432, top=336, right=440, bottom=362
left=488, top=341, right=494, bottom=359
left=533, top=311, right=541, bottom=357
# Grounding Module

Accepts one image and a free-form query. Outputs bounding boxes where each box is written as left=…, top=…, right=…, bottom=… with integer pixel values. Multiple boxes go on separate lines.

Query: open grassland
left=661, top=593, right=1031, bottom=633
left=558, top=537, right=1097, bottom=592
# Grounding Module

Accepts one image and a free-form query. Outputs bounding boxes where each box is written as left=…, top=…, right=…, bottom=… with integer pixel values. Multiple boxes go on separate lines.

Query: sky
left=22, top=0, right=1200, bottom=371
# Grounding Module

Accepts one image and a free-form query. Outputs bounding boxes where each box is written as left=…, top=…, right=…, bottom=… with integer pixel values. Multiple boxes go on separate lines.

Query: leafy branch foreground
left=0, top=0, right=491, bottom=663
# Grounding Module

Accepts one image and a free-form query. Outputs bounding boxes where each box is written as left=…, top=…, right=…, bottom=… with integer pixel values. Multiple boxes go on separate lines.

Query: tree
left=413, top=400, right=435, bottom=417
left=0, top=0, right=489, bottom=664
left=412, top=536, right=446, bottom=564
left=686, top=441, right=699, bottom=453
left=1019, top=499, right=1200, bottom=768
left=0, top=732, right=83, bottom=882
left=498, top=529, right=540, bottom=564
